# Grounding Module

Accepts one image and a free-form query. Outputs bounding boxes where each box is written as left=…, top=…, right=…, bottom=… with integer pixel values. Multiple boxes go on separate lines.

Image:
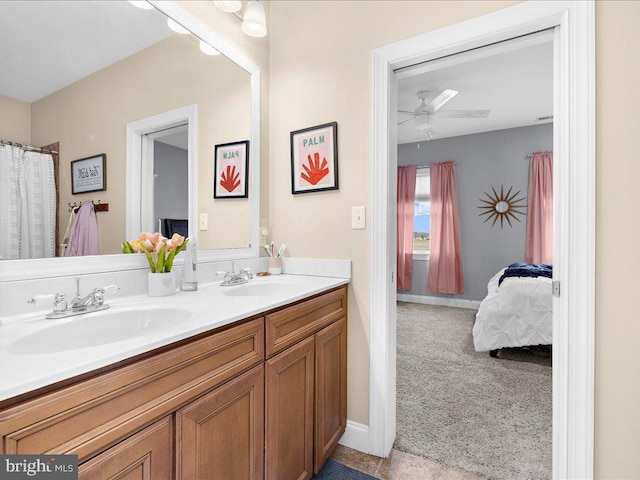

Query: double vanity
left=0, top=273, right=349, bottom=479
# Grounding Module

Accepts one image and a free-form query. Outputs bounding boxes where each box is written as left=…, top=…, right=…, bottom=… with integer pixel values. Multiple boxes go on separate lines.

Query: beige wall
left=595, top=1, right=640, bottom=478
left=268, top=0, right=519, bottom=426
left=30, top=34, right=251, bottom=254
left=265, top=0, right=640, bottom=477
left=0, top=95, right=31, bottom=145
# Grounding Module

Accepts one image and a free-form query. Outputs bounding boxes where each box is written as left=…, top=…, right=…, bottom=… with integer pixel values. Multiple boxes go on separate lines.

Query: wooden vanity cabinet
left=314, top=317, right=347, bottom=473
left=265, top=336, right=315, bottom=480
left=0, top=285, right=347, bottom=480
left=265, top=286, right=347, bottom=480
left=176, top=364, right=265, bottom=480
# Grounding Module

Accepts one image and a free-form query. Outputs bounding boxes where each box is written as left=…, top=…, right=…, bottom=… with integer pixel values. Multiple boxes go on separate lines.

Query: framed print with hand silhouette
left=290, top=122, right=338, bottom=194
left=214, top=140, right=249, bottom=198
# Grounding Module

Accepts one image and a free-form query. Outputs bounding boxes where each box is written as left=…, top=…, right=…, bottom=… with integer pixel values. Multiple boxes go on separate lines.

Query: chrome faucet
left=29, top=278, right=120, bottom=319
left=219, top=268, right=253, bottom=286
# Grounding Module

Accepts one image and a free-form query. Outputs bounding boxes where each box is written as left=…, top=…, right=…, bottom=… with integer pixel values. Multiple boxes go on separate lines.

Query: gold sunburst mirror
left=478, top=185, right=527, bottom=228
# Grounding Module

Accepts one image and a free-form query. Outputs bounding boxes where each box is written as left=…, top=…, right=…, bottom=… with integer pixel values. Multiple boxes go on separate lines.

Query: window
left=413, top=167, right=430, bottom=254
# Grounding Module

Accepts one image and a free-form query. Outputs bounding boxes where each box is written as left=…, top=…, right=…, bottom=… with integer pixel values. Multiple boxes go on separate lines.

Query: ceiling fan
left=399, top=89, right=490, bottom=139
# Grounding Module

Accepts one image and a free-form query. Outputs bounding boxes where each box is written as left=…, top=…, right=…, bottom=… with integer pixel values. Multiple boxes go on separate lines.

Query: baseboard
left=397, top=293, right=481, bottom=310
left=338, top=420, right=372, bottom=455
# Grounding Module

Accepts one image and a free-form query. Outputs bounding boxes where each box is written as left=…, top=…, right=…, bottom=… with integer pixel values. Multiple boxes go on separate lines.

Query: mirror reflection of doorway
left=150, top=125, right=189, bottom=238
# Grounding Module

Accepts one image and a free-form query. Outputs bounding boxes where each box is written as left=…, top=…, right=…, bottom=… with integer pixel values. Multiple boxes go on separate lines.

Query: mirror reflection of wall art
left=71, top=154, right=106, bottom=194
left=214, top=140, right=249, bottom=199
left=290, top=121, right=338, bottom=194
left=478, top=185, right=527, bottom=228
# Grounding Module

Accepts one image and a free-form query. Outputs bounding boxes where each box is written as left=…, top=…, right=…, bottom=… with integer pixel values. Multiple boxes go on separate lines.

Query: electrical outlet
left=352, top=206, right=366, bottom=229
left=260, top=227, right=269, bottom=245
left=199, top=213, right=208, bottom=231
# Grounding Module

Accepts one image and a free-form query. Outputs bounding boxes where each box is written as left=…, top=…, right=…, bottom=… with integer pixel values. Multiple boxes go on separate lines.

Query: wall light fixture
left=214, top=0, right=267, bottom=38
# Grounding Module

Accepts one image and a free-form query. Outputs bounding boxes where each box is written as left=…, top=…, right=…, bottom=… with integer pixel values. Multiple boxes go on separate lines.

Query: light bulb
left=129, top=1, right=154, bottom=10
left=241, top=1, right=267, bottom=38
left=200, top=41, right=220, bottom=56
left=213, top=1, right=242, bottom=13
left=414, top=116, right=429, bottom=130
left=167, top=18, right=189, bottom=35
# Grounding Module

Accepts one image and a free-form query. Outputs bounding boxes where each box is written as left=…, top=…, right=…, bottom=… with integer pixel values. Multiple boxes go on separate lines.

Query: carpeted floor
left=395, top=302, right=552, bottom=480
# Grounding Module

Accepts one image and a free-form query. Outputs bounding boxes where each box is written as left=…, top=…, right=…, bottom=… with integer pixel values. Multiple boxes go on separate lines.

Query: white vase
left=148, top=271, right=176, bottom=297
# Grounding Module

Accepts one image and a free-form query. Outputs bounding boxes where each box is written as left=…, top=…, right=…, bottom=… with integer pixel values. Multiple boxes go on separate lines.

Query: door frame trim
left=368, top=2, right=595, bottom=478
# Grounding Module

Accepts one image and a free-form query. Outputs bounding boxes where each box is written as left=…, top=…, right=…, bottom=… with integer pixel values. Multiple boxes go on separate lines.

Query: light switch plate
left=352, top=206, right=366, bottom=229
left=199, top=213, right=208, bottom=231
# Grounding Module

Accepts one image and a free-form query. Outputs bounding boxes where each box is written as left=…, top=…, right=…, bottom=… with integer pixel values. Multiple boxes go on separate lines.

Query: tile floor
left=330, top=445, right=481, bottom=480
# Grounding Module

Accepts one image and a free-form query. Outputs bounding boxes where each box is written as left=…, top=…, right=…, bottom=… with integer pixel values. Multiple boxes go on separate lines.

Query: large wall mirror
left=0, top=1, right=260, bottom=280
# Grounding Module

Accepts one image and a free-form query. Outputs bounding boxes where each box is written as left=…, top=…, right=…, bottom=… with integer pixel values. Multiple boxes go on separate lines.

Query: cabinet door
left=176, top=364, right=264, bottom=480
left=78, top=416, right=173, bottom=480
left=265, top=336, right=315, bottom=480
left=314, top=318, right=347, bottom=473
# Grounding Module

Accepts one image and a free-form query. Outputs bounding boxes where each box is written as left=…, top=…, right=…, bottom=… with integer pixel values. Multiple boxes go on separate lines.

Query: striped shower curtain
left=0, top=144, right=56, bottom=259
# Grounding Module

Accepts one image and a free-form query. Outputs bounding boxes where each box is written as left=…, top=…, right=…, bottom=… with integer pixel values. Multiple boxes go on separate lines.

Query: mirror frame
left=0, top=1, right=260, bottom=282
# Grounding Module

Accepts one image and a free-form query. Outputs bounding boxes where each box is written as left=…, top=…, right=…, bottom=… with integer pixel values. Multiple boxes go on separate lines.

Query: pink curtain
left=525, top=152, right=553, bottom=264
left=397, top=166, right=417, bottom=291
left=427, top=161, right=464, bottom=294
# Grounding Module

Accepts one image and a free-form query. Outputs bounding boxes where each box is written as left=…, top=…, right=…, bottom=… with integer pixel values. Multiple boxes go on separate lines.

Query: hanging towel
left=59, top=208, right=77, bottom=257
left=65, top=201, right=99, bottom=256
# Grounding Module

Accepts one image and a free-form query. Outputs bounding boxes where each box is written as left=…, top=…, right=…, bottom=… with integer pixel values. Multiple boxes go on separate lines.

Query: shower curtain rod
left=525, top=150, right=552, bottom=160
left=0, top=139, right=58, bottom=154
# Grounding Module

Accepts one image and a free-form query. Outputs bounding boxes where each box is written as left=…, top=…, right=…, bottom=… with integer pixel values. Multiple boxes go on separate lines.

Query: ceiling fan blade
left=428, top=89, right=459, bottom=112
left=398, top=116, right=416, bottom=126
left=435, top=109, right=490, bottom=118
left=398, top=110, right=416, bottom=115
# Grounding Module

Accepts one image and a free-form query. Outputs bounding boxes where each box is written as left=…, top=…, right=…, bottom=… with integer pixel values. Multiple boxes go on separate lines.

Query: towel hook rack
left=68, top=200, right=109, bottom=213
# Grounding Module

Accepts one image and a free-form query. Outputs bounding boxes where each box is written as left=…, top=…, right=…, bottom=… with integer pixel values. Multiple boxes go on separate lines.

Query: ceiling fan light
left=241, top=1, right=267, bottom=37
left=213, top=1, right=243, bottom=12
left=167, top=18, right=190, bottom=35
left=414, top=116, right=430, bottom=130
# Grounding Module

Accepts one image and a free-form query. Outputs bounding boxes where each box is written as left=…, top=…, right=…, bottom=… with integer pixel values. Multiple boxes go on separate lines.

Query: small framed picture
left=71, top=154, right=106, bottom=194
left=214, top=140, right=249, bottom=199
left=290, top=122, right=338, bottom=194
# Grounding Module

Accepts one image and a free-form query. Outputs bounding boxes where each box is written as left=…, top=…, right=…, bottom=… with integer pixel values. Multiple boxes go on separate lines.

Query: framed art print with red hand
left=214, top=140, right=249, bottom=199
left=290, top=122, right=338, bottom=194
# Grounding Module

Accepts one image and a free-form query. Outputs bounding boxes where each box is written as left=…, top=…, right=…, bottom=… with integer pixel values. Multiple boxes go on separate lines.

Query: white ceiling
left=0, top=1, right=172, bottom=103
left=397, top=34, right=554, bottom=144
left=157, top=131, right=188, bottom=151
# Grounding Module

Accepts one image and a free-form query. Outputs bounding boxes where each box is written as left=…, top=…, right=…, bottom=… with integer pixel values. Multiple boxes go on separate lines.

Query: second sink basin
left=9, top=307, right=191, bottom=355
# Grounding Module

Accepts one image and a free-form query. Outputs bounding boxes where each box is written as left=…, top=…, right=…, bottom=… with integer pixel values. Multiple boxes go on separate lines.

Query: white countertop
left=0, top=274, right=349, bottom=402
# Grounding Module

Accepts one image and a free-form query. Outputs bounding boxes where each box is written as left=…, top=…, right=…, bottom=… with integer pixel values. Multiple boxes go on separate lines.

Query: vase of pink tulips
left=122, top=232, right=188, bottom=296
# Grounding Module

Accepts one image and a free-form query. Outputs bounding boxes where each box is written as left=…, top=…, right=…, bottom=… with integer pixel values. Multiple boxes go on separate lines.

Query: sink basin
left=9, top=307, right=191, bottom=355
left=222, top=281, right=297, bottom=297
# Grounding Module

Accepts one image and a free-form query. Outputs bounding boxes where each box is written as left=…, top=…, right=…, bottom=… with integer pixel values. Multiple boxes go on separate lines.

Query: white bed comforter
left=473, top=269, right=552, bottom=352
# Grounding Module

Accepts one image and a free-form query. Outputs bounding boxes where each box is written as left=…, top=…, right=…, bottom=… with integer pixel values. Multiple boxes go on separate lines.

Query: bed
left=473, top=263, right=553, bottom=356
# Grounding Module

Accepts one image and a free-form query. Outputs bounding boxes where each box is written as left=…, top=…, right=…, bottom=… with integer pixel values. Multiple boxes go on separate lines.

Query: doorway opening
left=126, top=104, right=197, bottom=241
left=393, top=31, right=554, bottom=479
left=144, top=124, right=189, bottom=238
left=367, top=3, right=595, bottom=479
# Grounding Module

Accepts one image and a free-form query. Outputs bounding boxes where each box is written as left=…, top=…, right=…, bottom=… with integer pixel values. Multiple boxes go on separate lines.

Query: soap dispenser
left=180, top=239, right=198, bottom=291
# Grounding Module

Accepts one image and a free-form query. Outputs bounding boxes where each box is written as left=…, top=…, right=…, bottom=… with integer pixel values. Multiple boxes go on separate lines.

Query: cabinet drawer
left=266, top=286, right=346, bottom=358
left=0, top=318, right=264, bottom=462
left=78, top=416, right=173, bottom=480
